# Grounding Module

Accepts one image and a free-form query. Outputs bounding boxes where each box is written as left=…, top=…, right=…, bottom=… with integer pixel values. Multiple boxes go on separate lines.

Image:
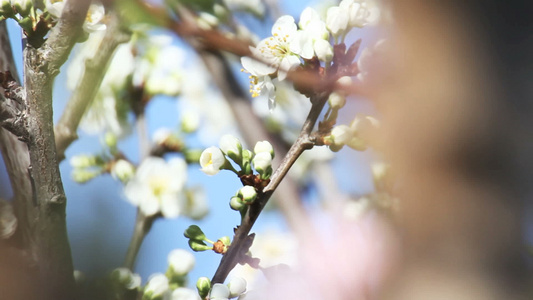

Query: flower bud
left=336, top=76, right=353, bottom=88
left=188, top=239, right=212, bottom=252
left=228, top=277, right=247, bottom=298
left=328, top=92, right=346, bottom=109
left=218, top=236, right=231, bottom=246
left=253, top=141, right=274, bottom=158
left=314, top=39, right=334, bottom=63
left=241, top=149, right=253, bottom=175
left=144, top=273, right=169, bottom=300
left=70, top=154, right=98, bottom=168
left=330, top=125, right=353, bottom=145
left=219, top=134, right=243, bottom=163
left=111, top=268, right=141, bottom=290
left=199, top=146, right=226, bottom=176
left=238, top=186, right=257, bottom=204
left=168, top=249, right=195, bottom=276
left=230, top=196, right=245, bottom=211
left=196, top=277, right=211, bottom=299
left=209, top=283, right=230, bottom=300
left=252, top=152, right=273, bottom=179
left=71, top=169, right=100, bottom=183
left=180, top=111, right=200, bottom=133
left=104, top=132, right=118, bottom=149
left=111, top=159, right=135, bottom=183
left=184, top=225, right=206, bottom=241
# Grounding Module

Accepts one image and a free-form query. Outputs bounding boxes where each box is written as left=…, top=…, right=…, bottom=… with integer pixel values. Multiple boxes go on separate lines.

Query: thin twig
left=211, top=93, right=328, bottom=284
left=123, top=110, right=154, bottom=270
left=55, top=13, right=130, bottom=160
left=123, top=211, right=155, bottom=270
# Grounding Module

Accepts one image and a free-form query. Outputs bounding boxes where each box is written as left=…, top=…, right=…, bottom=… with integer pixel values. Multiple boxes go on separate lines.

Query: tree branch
left=40, top=0, right=90, bottom=75
left=211, top=93, right=328, bottom=284
left=55, top=13, right=130, bottom=160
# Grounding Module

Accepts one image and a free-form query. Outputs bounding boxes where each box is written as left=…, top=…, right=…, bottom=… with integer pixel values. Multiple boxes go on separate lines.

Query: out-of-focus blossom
left=183, top=187, right=209, bottom=220
left=144, top=273, right=169, bottom=299
left=171, top=287, right=201, bottom=300
left=46, top=1, right=106, bottom=32
left=222, top=0, right=265, bottom=17
left=111, top=159, right=136, bottom=183
left=209, top=283, right=230, bottom=300
left=111, top=267, right=142, bottom=290
left=124, top=157, right=187, bottom=218
left=168, top=249, right=195, bottom=276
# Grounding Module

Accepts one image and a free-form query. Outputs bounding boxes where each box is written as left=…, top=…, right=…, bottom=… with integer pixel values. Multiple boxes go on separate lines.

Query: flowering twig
left=211, top=93, right=329, bottom=284
left=55, top=13, right=130, bottom=160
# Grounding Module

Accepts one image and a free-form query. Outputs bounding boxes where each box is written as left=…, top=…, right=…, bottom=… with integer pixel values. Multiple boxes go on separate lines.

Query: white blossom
left=252, top=152, right=272, bottom=174
left=313, top=38, right=333, bottom=62
left=331, top=125, right=353, bottom=145
left=238, top=186, right=257, bottom=204
left=219, top=134, right=242, bottom=159
left=291, top=8, right=330, bottom=60
left=111, top=268, right=142, bottom=290
left=199, top=147, right=226, bottom=176
left=227, top=277, right=247, bottom=298
left=326, top=6, right=349, bottom=38
left=209, top=283, right=230, bottom=300
left=171, top=288, right=201, bottom=300
left=253, top=141, right=274, bottom=157
left=84, top=3, right=106, bottom=32
left=124, top=157, right=187, bottom=218
left=328, top=92, right=346, bottom=109
left=144, top=273, right=169, bottom=299
left=168, top=249, right=195, bottom=275
left=133, top=35, right=186, bottom=97
left=241, top=15, right=302, bottom=107
left=183, top=187, right=209, bottom=220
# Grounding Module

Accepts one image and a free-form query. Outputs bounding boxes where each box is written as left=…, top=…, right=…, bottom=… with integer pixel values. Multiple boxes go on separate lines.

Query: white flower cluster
left=241, top=1, right=378, bottom=108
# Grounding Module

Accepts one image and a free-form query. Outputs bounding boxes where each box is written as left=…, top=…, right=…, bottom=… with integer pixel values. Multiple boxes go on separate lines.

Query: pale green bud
left=196, top=277, right=211, bottom=299
left=70, top=154, right=98, bottom=168
left=111, top=159, right=135, bottom=183
left=230, top=196, right=245, bottom=211
left=253, top=140, right=274, bottom=158
left=238, top=186, right=257, bottom=204
left=252, top=152, right=273, bottom=179
left=184, top=225, right=206, bottom=241
left=227, top=277, right=247, bottom=298
left=104, top=132, right=118, bottom=149
left=328, top=92, right=346, bottom=109
left=219, top=134, right=243, bottom=163
left=71, top=169, right=100, bottom=183
left=241, top=149, right=253, bottom=174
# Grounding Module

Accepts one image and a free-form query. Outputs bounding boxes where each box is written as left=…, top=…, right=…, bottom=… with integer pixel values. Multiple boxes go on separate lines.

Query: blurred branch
left=55, top=13, right=130, bottom=161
